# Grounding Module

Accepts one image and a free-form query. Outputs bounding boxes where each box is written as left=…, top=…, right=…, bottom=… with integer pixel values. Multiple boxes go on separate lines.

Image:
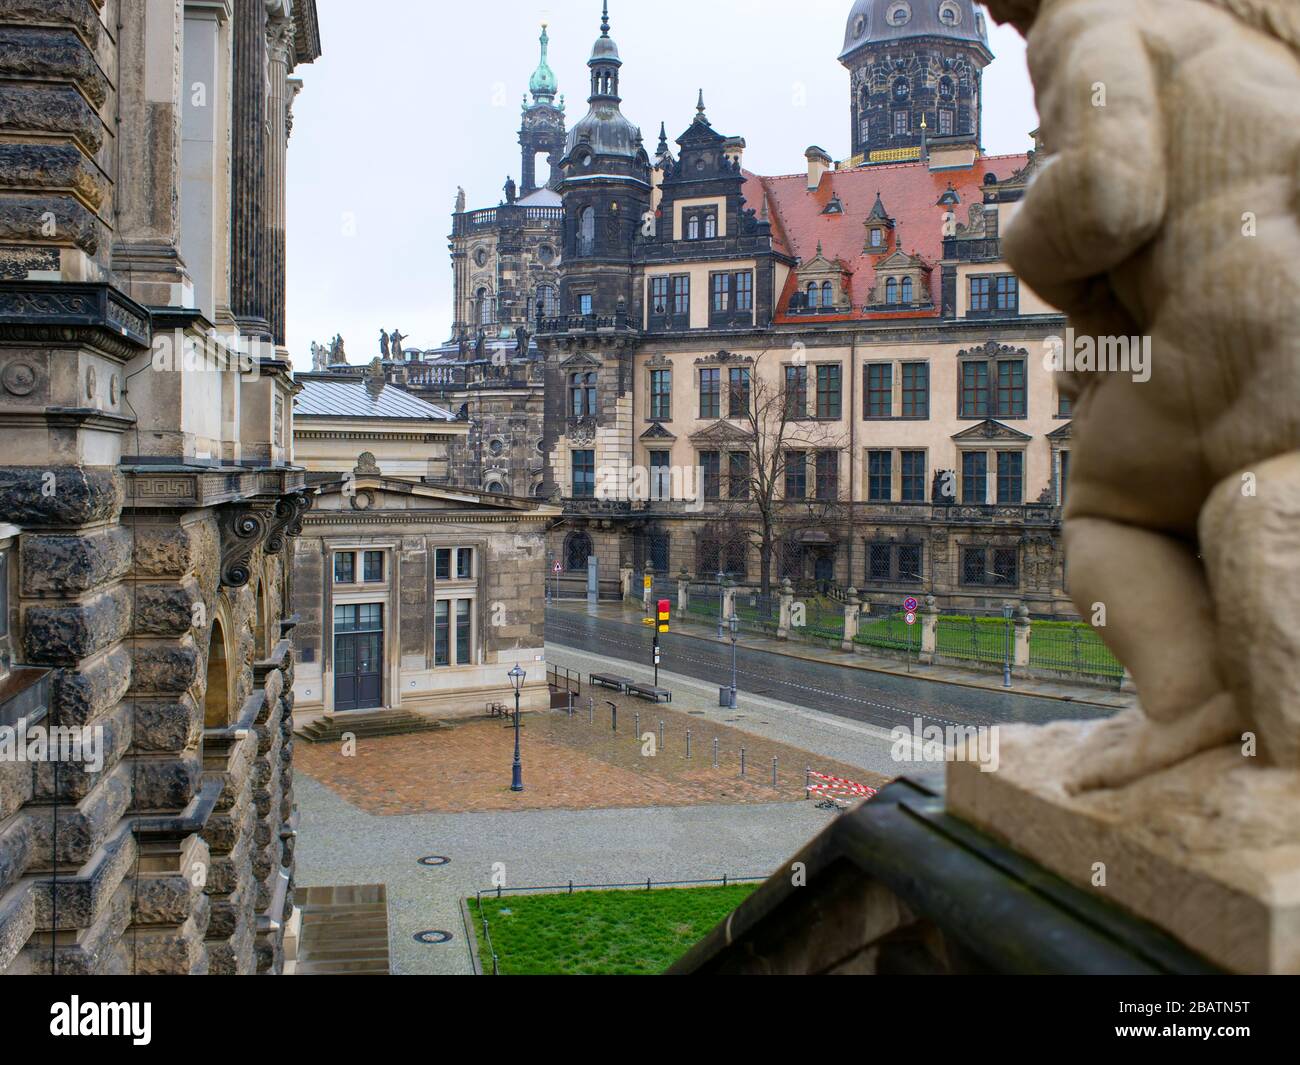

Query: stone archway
left=204, top=617, right=232, bottom=728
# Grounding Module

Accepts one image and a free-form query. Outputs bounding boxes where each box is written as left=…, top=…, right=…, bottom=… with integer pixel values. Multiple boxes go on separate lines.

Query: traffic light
left=657, top=599, right=671, bottom=634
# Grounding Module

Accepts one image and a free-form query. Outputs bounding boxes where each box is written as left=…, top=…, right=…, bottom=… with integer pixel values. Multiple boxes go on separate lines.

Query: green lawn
left=468, top=884, right=757, bottom=975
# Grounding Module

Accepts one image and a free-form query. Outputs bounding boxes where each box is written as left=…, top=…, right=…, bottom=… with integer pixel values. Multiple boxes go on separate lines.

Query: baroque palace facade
left=0, top=0, right=321, bottom=975
left=434, top=1, right=1073, bottom=615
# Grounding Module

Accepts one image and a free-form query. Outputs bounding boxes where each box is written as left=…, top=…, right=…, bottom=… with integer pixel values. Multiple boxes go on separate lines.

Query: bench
left=590, top=674, right=634, bottom=694
left=627, top=684, right=672, bottom=704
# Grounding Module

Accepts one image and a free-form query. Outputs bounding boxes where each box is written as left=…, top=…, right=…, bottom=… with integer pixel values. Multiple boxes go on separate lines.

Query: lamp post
left=716, top=570, right=728, bottom=638
left=727, top=613, right=740, bottom=709
left=1002, top=603, right=1014, bottom=689
left=509, top=664, right=526, bottom=792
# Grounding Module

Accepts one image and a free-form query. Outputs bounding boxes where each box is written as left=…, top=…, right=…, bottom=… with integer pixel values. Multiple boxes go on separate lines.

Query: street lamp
left=716, top=570, right=728, bottom=638
left=1002, top=603, right=1014, bottom=689
left=728, top=616, right=738, bottom=707
left=508, top=664, right=526, bottom=792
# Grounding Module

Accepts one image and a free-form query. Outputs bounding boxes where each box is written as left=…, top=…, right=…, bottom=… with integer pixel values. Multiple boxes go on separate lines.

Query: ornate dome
left=840, top=0, right=989, bottom=60
left=562, top=3, right=643, bottom=163
left=529, top=25, right=558, bottom=99
left=590, top=1, right=621, bottom=64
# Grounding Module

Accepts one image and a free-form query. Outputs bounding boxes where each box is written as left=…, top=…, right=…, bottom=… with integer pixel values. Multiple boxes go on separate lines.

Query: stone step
left=295, top=711, right=452, bottom=744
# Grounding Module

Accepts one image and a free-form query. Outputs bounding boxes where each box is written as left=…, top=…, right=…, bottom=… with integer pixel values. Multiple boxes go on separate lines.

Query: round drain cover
left=418, top=856, right=451, bottom=867
left=414, top=930, right=454, bottom=945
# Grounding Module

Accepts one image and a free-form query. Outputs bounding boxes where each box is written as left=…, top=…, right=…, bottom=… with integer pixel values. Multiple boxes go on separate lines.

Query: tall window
left=815, top=451, right=839, bottom=501
left=734, top=272, right=753, bottom=311
left=821, top=281, right=833, bottom=308
left=578, top=206, right=595, bottom=255
left=700, top=451, right=721, bottom=500
left=649, top=368, right=672, bottom=420
left=673, top=276, right=690, bottom=318
left=334, top=552, right=355, bottom=584
left=866, top=363, right=893, bottom=419
left=815, top=364, right=842, bottom=419
left=711, top=272, right=752, bottom=324
left=996, top=359, right=1027, bottom=417
left=572, top=450, right=596, bottom=498
left=704, top=214, right=717, bottom=239
left=784, top=452, right=807, bottom=500
left=901, top=451, right=927, bottom=503
left=962, top=451, right=988, bottom=504
left=960, top=361, right=990, bottom=418
left=649, top=276, right=670, bottom=318
left=565, top=532, right=593, bottom=571
left=712, top=272, right=730, bottom=312
left=699, top=368, right=721, bottom=419
left=885, top=278, right=899, bottom=305
left=1059, top=451, right=1072, bottom=506
left=363, top=551, right=385, bottom=583
left=536, top=285, right=559, bottom=318
left=650, top=450, right=673, bottom=501
left=901, top=277, right=913, bottom=303
left=969, top=276, right=992, bottom=312
left=939, top=109, right=954, bottom=135
left=901, top=362, right=929, bottom=418
left=477, top=288, right=495, bottom=326
left=688, top=215, right=700, bottom=240
left=785, top=365, right=808, bottom=419
left=868, top=450, right=892, bottom=502
left=728, top=452, right=750, bottom=500
left=570, top=372, right=597, bottom=418
left=578, top=293, right=593, bottom=316
left=807, top=282, right=820, bottom=309
left=894, top=111, right=909, bottom=135
left=728, top=367, right=750, bottom=418
left=997, top=451, right=1025, bottom=504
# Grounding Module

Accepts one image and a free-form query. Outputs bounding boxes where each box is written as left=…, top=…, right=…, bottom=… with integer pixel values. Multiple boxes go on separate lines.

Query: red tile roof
left=742, top=154, right=1029, bottom=322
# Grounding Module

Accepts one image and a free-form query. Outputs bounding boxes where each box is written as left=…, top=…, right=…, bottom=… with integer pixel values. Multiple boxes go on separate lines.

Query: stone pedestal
left=948, top=720, right=1300, bottom=974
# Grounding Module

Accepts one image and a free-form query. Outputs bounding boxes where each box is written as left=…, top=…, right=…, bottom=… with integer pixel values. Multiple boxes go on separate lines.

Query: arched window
left=204, top=619, right=230, bottom=729
left=806, top=282, right=819, bottom=309
left=253, top=580, right=268, bottom=659
left=687, top=216, right=700, bottom=240
left=901, top=277, right=913, bottom=303
left=565, top=532, right=594, bottom=572
left=477, top=287, right=496, bottom=326
left=821, top=281, right=834, bottom=308
left=535, top=285, right=558, bottom=319
left=577, top=207, right=596, bottom=256
left=484, top=477, right=508, bottom=495
left=704, top=215, right=717, bottom=239
left=885, top=278, right=899, bottom=305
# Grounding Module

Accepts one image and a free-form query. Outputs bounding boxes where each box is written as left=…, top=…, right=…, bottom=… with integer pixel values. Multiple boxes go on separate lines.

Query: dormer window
left=869, top=228, right=883, bottom=249
left=685, top=209, right=717, bottom=241
left=886, top=278, right=899, bottom=305
left=806, top=282, right=820, bottom=309
left=886, top=1, right=912, bottom=26
left=901, top=277, right=913, bottom=303
left=939, top=1, right=962, bottom=27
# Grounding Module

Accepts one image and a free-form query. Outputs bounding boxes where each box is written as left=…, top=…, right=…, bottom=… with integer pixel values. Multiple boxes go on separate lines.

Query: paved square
left=296, top=698, right=882, bottom=816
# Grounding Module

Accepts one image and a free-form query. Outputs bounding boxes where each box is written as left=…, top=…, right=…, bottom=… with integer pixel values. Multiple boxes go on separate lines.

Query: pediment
left=689, top=421, right=754, bottom=446
left=874, top=248, right=928, bottom=272
left=640, top=422, right=677, bottom=442
left=311, top=475, right=553, bottom=515
left=559, top=351, right=602, bottom=371
left=957, top=340, right=1028, bottom=359
left=1047, top=421, right=1073, bottom=441
left=952, top=420, right=1032, bottom=443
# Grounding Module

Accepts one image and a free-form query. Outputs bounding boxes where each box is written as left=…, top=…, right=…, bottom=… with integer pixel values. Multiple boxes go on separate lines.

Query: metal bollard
left=805, top=766, right=811, bottom=799
left=609, top=702, right=618, bottom=731
left=740, top=747, right=746, bottom=778
left=589, top=697, right=594, bottom=725
left=686, top=730, right=692, bottom=759
left=634, top=711, right=640, bottom=741
left=658, top=720, right=664, bottom=750
left=772, top=757, right=778, bottom=788
left=713, top=737, right=719, bottom=768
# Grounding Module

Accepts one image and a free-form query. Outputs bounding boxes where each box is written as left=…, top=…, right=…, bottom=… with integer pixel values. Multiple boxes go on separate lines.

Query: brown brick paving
left=296, top=700, right=886, bottom=816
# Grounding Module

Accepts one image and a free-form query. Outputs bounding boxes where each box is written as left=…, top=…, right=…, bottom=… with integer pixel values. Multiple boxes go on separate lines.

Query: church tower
left=519, top=24, right=567, bottom=195
left=840, top=0, right=993, bottom=165
left=554, top=2, right=651, bottom=321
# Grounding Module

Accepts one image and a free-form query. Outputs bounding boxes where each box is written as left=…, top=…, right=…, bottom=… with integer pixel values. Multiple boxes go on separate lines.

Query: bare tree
left=704, top=350, right=851, bottom=596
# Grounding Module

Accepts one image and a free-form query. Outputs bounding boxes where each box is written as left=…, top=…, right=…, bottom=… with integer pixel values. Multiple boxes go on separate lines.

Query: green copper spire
left=529, top=23, right=558, bottom=101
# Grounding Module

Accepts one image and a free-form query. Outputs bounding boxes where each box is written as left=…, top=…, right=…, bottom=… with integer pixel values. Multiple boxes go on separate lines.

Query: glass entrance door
left=334, top=604, right=384, bottom=712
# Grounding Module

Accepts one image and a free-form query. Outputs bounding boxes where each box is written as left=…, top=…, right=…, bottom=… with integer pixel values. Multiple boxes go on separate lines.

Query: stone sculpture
left=949, top=0, right=1300, bottom=973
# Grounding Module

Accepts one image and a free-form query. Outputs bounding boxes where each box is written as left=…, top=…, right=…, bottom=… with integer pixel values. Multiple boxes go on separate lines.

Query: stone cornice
left=303, top=511, right=555, bottom=528
left=0, top=281, right=152, bottom=357
left=123, top=465, right=308, bottom=509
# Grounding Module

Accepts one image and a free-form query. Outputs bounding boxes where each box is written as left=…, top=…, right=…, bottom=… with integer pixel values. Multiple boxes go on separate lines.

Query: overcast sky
left=285, top=1, right=1037, bottom=369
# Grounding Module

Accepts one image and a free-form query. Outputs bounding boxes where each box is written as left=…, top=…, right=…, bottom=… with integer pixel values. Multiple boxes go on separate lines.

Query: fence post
left=841, top=588, right=861, bottom=653
left=777, top=578, right=794, bottom=641
left=920, top=596, right=939, bottom=664
left=678, top=571, right=690, bottom=614
left=1014, top=606, right=1032, bottom=674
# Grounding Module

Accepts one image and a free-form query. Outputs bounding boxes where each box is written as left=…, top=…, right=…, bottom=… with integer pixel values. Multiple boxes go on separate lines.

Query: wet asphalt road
left=545, top=608, right=1115, bottom=734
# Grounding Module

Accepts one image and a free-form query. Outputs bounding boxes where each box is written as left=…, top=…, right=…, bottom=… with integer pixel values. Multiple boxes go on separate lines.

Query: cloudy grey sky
left=285, top=1, right=1037, bottom=369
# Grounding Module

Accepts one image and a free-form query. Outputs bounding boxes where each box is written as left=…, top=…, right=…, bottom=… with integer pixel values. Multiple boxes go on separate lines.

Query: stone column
left=777, top=578, right=794, bottom=641
left=722, top=583, right=737, bottom=622
left=842, top=588, right=861, bottom=653
left=113, top=0, right=194, bottom=308
left=920, top=595, right=939, bottom=664
left=1013, top=606, right=1032, bottom=673
left=264, top=5, right=294, bottom=346
left=677, top=571, right=690, bottom=614
left=620, top=564, right=633, bottom=600
left=230, top=0, right=271, bottom=339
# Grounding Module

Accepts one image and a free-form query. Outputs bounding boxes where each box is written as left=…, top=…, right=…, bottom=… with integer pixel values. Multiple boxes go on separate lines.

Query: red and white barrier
left=806, top=770, right=878, bottom=806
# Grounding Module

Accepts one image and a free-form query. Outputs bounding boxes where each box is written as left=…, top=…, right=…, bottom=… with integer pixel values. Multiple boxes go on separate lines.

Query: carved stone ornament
left=219, top=507, right=272, bottom=588
left=264, top=493, right=313, bottom=555
left=2, top=361, right=37, bottom=396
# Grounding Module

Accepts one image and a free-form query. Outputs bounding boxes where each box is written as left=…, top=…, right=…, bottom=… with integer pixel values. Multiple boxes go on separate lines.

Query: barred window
left=898, top=544, right=922, bottom=582
left=993, top=548, right=1019, bottom=588
left=869, top=544, right=892, bottom=581
left=962, top=547, right=987, bottom=585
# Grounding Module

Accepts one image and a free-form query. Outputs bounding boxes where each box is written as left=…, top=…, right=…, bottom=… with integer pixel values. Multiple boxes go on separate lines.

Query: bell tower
left=519, top=24, right=566, bottom=195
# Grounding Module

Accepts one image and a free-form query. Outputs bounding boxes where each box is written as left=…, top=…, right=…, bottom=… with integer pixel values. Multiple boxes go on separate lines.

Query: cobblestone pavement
left=293, top=773, right=832, bottom=975
left=296, top=696, right=882, bottom=816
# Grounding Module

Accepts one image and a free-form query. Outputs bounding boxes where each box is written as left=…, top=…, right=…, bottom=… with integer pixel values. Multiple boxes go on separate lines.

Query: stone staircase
left=291, top=885, right=390, bottom=976
left=295, top=708, right=452, bottom=744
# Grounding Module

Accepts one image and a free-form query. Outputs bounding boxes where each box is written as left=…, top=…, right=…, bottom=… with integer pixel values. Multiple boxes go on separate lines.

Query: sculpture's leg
left=1059, top=516, right=1241, bottom=794
left=1200, top=454, right=1300, bottom=769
